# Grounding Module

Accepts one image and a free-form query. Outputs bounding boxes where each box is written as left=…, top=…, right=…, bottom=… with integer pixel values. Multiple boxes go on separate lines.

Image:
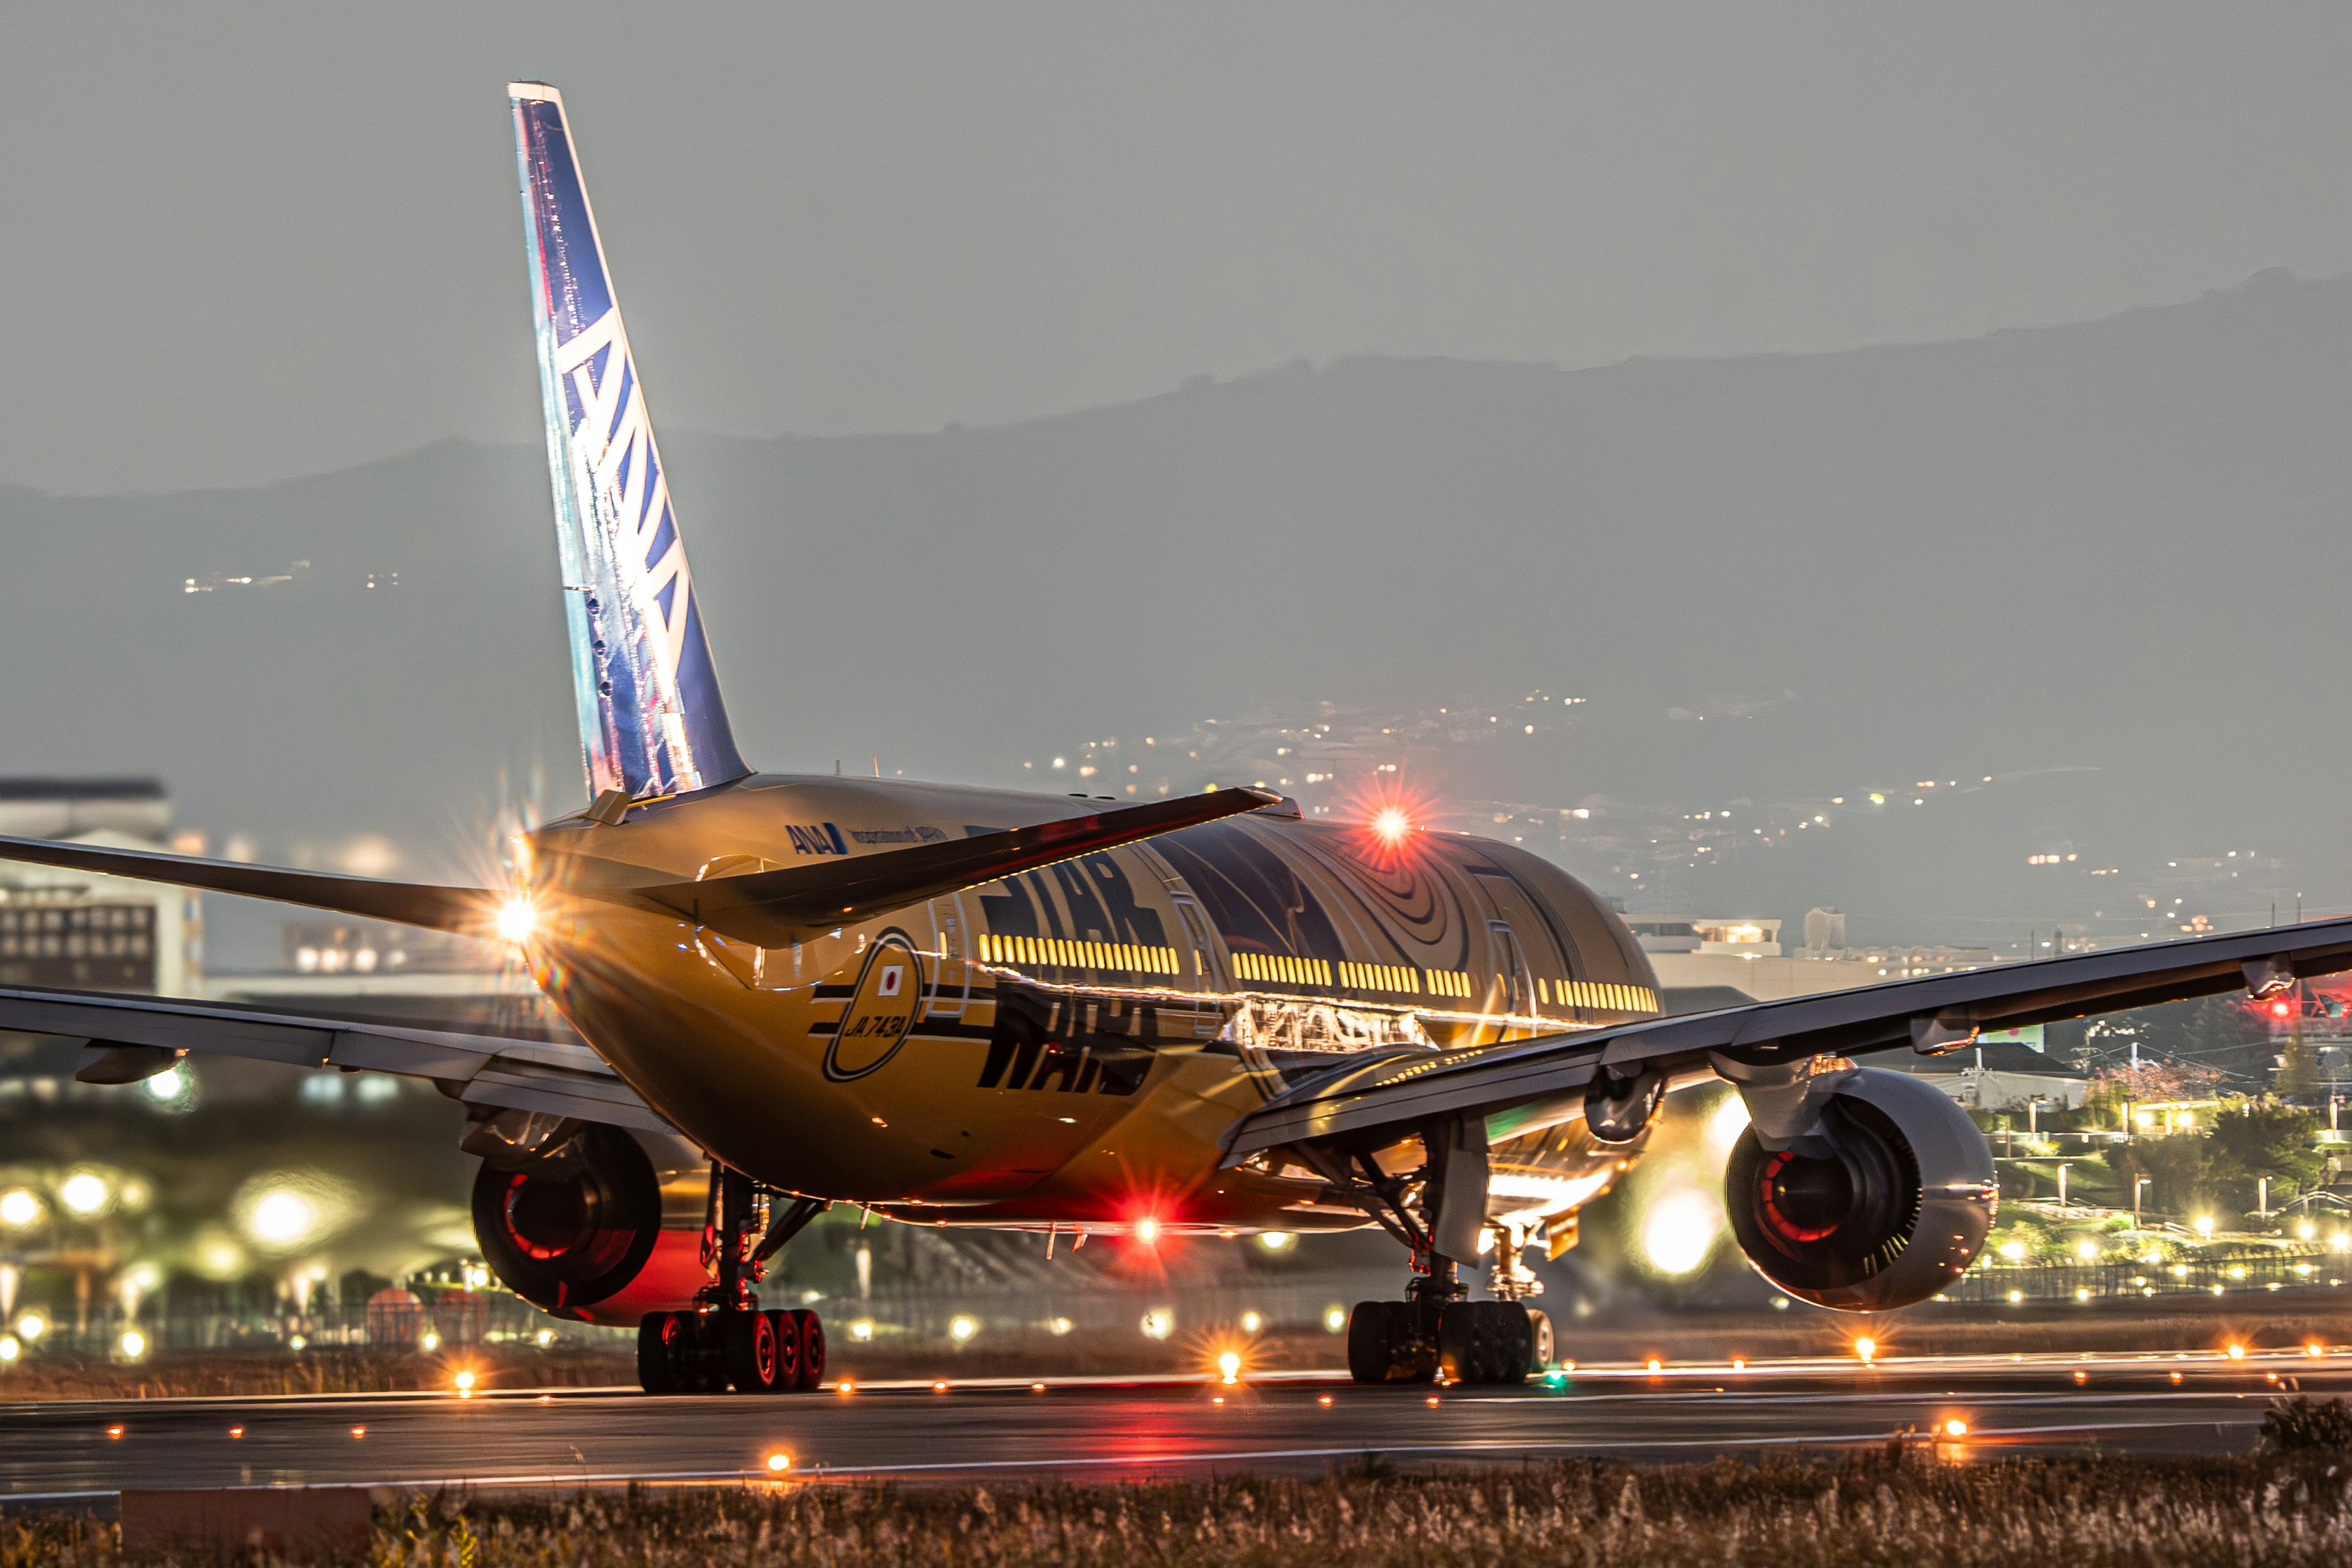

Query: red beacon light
left=1371, top=808, right=1412, bottom=847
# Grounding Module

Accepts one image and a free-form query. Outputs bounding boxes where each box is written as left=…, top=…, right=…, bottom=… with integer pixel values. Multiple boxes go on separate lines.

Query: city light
left=535, top=1329, right=555, bottom=1348
left=2194, top=1216, right=2215, bottom=1237
left=420, top=1331, right=440, bottom=1352
left=1140, top=1308, right=1175, bottom=1340
left=58, top=1171, right=110, bottom=1217
left=0, top=1191, right=40, bottom=1228
left=766, top=1452, right=791, bottom=1474
left=494, top=897, right=538, bottom=943
left=245, top=1189, right=318, bottom=1248
left=1942, top=1418, right=1969, bottom=1438
left=16, top=1314, right=45, bottom=1342
left=1240, top=1311, right=1264, bottom=1333
left=1256, top=1231, right=1294, bottom=1252
left=850, top=1321, right=874, bottom=1341
left=0, top=1336, right=18, bottom=1365
left=949, top=1315, right=978, bottom=1343
left=118, top=1330, right=145, bottom=1360
left=1324, top=1306, right=1346, bottom=1333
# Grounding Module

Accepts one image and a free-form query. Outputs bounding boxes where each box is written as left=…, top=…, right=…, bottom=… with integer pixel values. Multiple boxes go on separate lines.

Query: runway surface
left=2, top=1349, right=2343, bottom=1499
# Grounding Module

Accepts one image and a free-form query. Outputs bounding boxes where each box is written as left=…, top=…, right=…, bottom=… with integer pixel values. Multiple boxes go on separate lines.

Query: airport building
left=0, top=778, right=200, bottom=997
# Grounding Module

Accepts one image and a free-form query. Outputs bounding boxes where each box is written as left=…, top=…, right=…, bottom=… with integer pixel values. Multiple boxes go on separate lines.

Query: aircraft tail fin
left=510, top=83, right=750, bottom=802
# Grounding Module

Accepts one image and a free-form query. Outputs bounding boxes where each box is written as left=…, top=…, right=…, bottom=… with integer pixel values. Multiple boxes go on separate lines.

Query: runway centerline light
left=932, top=1381, right=949, bottom=1393
left=350, top=1426, right=365, bottom=1439
left=1031, top=1382, right=1046, bottom=1393
left=106, top=1425, right=123, bottom=1440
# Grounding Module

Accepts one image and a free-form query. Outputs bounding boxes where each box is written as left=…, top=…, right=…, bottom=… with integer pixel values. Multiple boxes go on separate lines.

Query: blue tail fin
left=510, top=83, right=750, bottom=801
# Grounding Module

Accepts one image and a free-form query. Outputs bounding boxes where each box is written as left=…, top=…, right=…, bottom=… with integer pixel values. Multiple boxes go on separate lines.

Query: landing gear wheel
left=1524, top=1308, right=1555, bottom=1376
left=789, top=1308, right=826, bottom=1390
left=724, top=1308, right=785, bottom=1393
left=1439, top=1302, right=1534, bottom=1385
left=1346, top=1300, right=1436, bottom=1385
left=637, top=1311, right=684, bottom=1394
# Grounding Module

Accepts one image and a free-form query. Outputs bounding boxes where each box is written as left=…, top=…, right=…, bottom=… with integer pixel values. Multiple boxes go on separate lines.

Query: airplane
left=7, top=82, right=2352, bottom=1396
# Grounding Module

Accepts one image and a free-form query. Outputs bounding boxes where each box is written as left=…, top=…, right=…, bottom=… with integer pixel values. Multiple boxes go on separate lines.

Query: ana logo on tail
left=512, top=83, right=748, bottom=802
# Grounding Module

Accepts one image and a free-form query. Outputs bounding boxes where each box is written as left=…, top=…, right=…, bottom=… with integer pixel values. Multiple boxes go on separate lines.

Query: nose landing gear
left=636, top=1167, right=832, bottom=1395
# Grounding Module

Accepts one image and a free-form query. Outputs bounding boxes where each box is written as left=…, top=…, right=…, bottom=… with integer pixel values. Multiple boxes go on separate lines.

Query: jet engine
left=470, top=1122, right=711, bottom=1325
left=1722, top=1067, right=1996, bottom=1312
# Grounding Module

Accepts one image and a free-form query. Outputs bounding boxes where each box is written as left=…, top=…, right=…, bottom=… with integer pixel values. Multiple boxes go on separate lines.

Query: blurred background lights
left=231, top=1172, right=353, bottom=1254
left=1217, top=1350, right=1241, bottom=1384
left=1255, top=1231, right=1294, bottom=1252
left=15, top=1313, right=44, bottom=1342
left=117, top=1330, right=145, bottom=1360
left=948, top=1315, right=978, bottom=1343
left=1639, top=1185, right=1724, bottom=1276
left=142, top=1068, right=183, bottom=1101
left=0, top=1335, right=17, bottom=1365
left=850, top=1320, right=874, bottom=1341
left=1140, top=1308, right=1174, bottom=1340
left=1239, top=1311, right=1263, bottom=1333
left=58, top=1170, right=111, bottom=1217
left=0, top=1190, right=41, bottom=1228
left=1703, top=1092, right=1751, bottom=1159
left=1324, top=1306, right=1346, bottom=1333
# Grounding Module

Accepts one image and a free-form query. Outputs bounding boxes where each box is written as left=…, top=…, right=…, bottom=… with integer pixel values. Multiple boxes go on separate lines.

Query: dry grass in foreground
left=11, top=1444, right=2352, bottom=1566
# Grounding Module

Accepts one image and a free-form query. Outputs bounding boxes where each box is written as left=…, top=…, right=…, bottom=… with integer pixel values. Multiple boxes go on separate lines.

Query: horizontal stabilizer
left=0, top=835, right=501, bottom=937
left=611, top=788, right=1278, bottom=946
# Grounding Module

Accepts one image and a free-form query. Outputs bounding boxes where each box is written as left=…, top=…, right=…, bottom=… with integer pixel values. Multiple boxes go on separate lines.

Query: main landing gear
left=1346, top=1254, right=1553, bottom=1387
left=638, top=1166, right=832, bottom=1395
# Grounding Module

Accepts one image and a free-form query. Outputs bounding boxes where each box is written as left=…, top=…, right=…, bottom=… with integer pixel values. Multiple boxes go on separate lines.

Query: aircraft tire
left=790, top=1309, right=826, bottom=1391
left=723, top=1308, right=786, bottom=1393
left=636, top=1311, right=684, bottom=1394
left=1524, top=1307, right=1555, bottom=1376
left=1346, top=1300, right=1431, bottom=1384
left=1439, top=1302, right=1533, bottom=1385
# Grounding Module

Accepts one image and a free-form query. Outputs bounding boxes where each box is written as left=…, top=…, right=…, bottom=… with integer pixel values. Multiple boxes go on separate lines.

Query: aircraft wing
left=0, top=984, right=675, bottom=1133
left=597, top=787, right=1281, bottom=946
left=1222, top=914, right=2352, bottom=1159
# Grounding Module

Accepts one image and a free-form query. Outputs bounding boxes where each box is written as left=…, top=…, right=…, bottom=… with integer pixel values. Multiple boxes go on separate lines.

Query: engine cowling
left=470, top=1124, right=710, bottom=1325
left=1723, top=1067, right=1996, bottom=1312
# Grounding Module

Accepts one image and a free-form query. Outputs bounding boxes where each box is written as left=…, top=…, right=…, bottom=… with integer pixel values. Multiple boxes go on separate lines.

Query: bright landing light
left=1640, top=1186, right=1723, bottom=1277
left=494, top=897, right=538, bottom=943
left=1372, top=808, right=1412, bottom=846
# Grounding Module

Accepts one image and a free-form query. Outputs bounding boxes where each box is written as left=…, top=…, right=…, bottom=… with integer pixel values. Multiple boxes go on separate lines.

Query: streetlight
left=2057, top=1163, right=2071, bottom=1208
left=2134, top=1178, right=2151, bottom=1227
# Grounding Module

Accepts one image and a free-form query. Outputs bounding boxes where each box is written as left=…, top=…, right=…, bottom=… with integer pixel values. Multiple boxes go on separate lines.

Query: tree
left=2211, top=1101, right=2325, bottom=1202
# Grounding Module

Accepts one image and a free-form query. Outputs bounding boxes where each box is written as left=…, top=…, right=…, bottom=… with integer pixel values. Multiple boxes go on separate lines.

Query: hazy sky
left=7, top=3, right=2352, bottom=494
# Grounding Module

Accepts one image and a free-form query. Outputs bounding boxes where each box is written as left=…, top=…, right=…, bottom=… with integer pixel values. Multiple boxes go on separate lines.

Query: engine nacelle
left=471, top=1123, right=710, bottom=1325
left=1723, top=1067, right=1996, bottom=1313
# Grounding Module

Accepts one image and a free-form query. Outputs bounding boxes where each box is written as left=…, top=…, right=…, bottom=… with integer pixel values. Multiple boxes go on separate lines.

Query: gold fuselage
left=520, top=775, right=1663, bottom=1234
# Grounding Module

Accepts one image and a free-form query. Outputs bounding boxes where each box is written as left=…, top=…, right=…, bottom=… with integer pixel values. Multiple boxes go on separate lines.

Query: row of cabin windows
left=974, top=927, right=1654, bottom=1014
left=976, top=932, right=1182, bottom=976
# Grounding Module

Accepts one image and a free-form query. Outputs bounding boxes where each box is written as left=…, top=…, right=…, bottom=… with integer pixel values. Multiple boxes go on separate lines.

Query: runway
left=2, top=1349, right=2342, bottom=1499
